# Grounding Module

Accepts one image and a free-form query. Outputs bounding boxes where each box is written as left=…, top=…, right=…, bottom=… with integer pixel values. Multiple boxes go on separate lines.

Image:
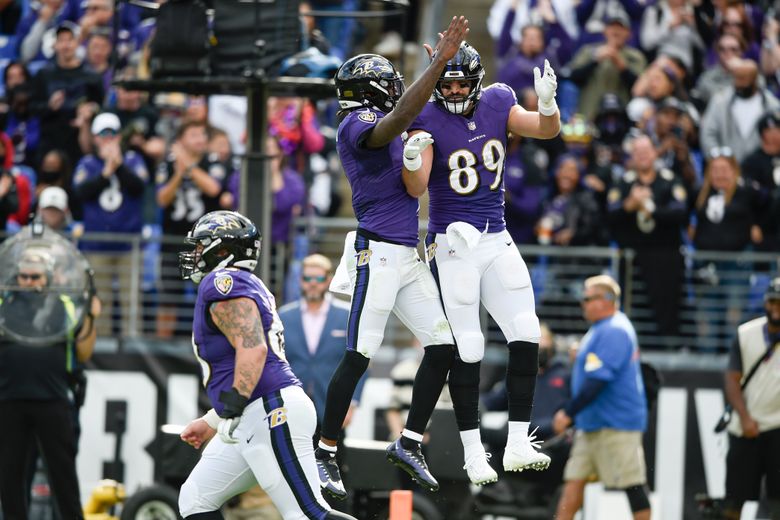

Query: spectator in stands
left=537, top=154, right=606, bottom=247
left=721, top=277, right=780, bottom=520
left=85, top=28, right=113, bottom=96
left=706, top=4, right=760, bottom=66
left=73, top=112, right=147, bottom=337
left=109, top=67, right=166, bottom=169
left=3, top=61, right=40, bottom=168
left=640, top=0, right=703, bottom=70
left=696, top=33, right=744, bottom=106
left=650, top=97, right=698, bottom=190
left=208, top=128, right=239, bottom=211
left=279, top=254, right=365, bottom=429
left=553, top=274, right=651, bottom=520
left=155, top=120, right=225, bottom=337
left=583, top=93, right=629, bottom=206
left=29, top=21, right=103, bottom=166
left=565, top=11, right=646, bottom=121
left=700, top=59, right=780, bottom=163
left=35, top=149, right=76, bottom=215
left=607, top=133, right=688, bottom=340
left=36, top=186, right=71, bottom=233
left=299, top=1, right=332, bottom=56
left=761, top=14, right=780, bottom=97
left=741, top=111, right=780, bottom=252
left=0, top=155, right=18, bottom=238
left=15, top=0, right=74, bottom=65
left=268, top=96, right=324, bottom=174
left=690, top=148, right=764, bottom=341
left=496, top=19, right=559, bottom=97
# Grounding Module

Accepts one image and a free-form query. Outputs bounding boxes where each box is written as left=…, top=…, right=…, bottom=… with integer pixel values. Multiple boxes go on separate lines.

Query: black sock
left=399, top=436, right=419, bottom=450
left=320, top=350, right=370, bottom=441
left=506, top=341, right=539, bottom=422
left=404, top=344, right=454, bottom=435
left=315, top=447, right=336, bottom=460
left=448, top=356, right=481, bottom=431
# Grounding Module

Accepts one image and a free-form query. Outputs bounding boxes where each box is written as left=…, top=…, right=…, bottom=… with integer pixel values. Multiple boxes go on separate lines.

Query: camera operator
left=0, top=247, right=100, bottom=519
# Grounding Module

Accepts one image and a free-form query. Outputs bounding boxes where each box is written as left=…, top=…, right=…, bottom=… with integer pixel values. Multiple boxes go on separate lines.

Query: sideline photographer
left=0, top=227, right=100, bottom=519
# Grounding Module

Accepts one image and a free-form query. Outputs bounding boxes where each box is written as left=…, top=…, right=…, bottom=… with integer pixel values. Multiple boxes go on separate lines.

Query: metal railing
left=3, top=221, right=777, bottom=354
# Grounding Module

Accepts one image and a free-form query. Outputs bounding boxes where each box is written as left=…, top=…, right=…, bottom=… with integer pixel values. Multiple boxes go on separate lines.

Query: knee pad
left=493, top=247, right=531, bottom=290
left=355, top=331, right=383, bottom=358
left=179, top=480, right=207, bottom=518
left=503, top=310, right=541, bottom=343
left=507, top=341, right=539, bottom=376
left=455, top=331, right=484, bottom=363
left=625, top=485, right=651, bottom=513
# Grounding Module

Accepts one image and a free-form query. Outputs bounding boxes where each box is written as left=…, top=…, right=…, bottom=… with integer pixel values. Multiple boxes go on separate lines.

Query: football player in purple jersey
left=402, top=42, right=561, bottom=485
left=313, top=16, right=469, bottom=498
left=176, top=211, right=356, bottom=520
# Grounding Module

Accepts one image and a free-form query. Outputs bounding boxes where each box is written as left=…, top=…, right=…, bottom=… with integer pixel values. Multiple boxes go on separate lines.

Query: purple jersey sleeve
left=194, top=269, right=300, bottom=415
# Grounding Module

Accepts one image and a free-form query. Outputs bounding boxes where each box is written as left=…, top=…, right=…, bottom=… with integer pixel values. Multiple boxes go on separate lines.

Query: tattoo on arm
left=210, top=298, right=268, bottom=396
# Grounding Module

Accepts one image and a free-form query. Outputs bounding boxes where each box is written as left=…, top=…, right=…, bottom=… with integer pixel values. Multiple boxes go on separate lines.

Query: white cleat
left=503, top=428, right=551, bottom=472
left=464, top=452, right=499, bottom=486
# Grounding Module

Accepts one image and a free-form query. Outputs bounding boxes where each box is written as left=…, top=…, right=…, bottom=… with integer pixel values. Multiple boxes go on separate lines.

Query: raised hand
left=533, top=59, right=558, bottom=116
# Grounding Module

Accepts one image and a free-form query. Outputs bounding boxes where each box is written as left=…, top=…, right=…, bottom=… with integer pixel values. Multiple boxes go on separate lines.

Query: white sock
left=318, top=441, right=337, bottom=453
left=401, top=428, right=423, bottom=443
left=460, top=428, right=484, bottom=461
left=508, top=421, right=530, bottom=445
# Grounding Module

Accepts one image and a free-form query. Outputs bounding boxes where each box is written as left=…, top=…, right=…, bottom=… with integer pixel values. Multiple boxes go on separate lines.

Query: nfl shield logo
left=467, top=121, right=476, bottom=131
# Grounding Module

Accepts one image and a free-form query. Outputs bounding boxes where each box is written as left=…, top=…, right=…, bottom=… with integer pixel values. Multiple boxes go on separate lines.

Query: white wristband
left=538, top=98, right=558, bottom=117
left=202, top=408, right=220, bottom=429
left=403, top=154, right=422, bottom=172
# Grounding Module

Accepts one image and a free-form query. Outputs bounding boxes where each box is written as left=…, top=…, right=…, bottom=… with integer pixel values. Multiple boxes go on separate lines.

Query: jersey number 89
left=448, top=139, right=505, bottom=195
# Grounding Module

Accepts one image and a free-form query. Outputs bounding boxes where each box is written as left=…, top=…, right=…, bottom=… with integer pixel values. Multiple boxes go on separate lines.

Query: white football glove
left=217, top=416, right=241, bottom=444
left=533, top=59, right=558, bottom=116
left=403, top=131, right=434, bottom=172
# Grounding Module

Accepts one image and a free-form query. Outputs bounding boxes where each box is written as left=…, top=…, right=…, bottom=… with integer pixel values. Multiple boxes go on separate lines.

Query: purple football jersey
left=411, top=83, right=517, bottom=234
left=193, top=268, right=300, bottom=415
left=337, top=108, right=419, bottom=246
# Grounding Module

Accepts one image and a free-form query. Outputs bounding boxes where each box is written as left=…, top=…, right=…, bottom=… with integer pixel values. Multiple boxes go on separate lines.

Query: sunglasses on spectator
left=718, top=45, right=740, bottom=53
left=96, top=129, right=118, bottom=137
left=709, top=146, right=734, bottom=159
left=302, top=275, right=327, bottom=283
left=581, top=293, right=614, bottom=303
left=18, top=273, right=42, bottom=281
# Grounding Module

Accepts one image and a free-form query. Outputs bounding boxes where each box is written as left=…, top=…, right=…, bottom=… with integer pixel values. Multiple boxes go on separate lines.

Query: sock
left=507, top=421, right=531, bottom=446
left=506, top=341, right=539, bottom=422
left=400, top=428, right=423, bottom=449
left=460, top=428, right=484, bottom=461
left=318, top=441, right=337, bottom=453
left=448, top=357, right=481, bottom=431
left=315, top=442, right=337, bottom=460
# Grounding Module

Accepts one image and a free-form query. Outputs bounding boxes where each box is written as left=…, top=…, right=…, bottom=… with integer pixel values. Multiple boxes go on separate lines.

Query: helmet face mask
left=433, top=43, right=485, bottom=115
left=335, top=54, right=405, bottom=113
left=179, top=211, right=261, bottom=283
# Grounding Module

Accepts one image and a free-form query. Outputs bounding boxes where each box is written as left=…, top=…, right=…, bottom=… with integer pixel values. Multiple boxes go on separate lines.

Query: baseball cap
left=38, top=186, right=68, bottom=212
left=598, top=93, right=624, bottom=114
left=658, top=96, right=686, bottom=114
left=91, top=112, right=121, bottom=135
left=757, top=111, right=780, bottom=134
left=767, top=277, right=780, bottom=301
left=604, top=11, right=630, bottom=28
left=56, top=21, right=81, bottom=38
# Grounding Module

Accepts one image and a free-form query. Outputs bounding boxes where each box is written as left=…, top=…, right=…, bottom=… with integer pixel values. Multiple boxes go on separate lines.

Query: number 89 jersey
left=192, top=268, right=300, bottom=416
left=411, top=83, right=516, bottom=234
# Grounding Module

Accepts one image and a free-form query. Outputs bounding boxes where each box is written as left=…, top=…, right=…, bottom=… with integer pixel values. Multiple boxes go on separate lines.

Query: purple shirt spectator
left=272, top=168, right=306, bottom=244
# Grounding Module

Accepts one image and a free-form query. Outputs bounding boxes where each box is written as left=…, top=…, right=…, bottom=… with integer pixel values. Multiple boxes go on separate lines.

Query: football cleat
left=386, top=438, right=439, bottom=492
left=315, top=451, right=347, bottom=500
left=503, top=428, right=551, bottom=472
left=464, top=452, right=498, bottom=486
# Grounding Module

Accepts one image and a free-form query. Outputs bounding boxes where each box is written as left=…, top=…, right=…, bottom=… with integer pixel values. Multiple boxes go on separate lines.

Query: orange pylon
left=388, top=489, right=413, bottom=520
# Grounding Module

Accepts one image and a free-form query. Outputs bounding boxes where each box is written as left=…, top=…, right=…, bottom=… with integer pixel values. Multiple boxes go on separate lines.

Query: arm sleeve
left=74, top=164, right=109, bottom=202
left=564, top=377, right=608, bottom=416
left=114, top=164, right=146, bottom=197
left=20, top=18, right=46, bottom=63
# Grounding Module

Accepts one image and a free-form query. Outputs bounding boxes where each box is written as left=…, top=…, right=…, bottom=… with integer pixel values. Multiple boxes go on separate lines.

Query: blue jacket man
left=279, top=254, right=366, bottom=426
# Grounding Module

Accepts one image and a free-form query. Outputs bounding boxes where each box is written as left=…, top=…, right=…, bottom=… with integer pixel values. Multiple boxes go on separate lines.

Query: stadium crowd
left=0, top=0, right=776, bottom=344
